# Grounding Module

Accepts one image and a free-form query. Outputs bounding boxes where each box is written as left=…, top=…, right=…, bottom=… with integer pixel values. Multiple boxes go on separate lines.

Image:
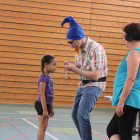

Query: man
left=61, top=16, right=108, bottom=140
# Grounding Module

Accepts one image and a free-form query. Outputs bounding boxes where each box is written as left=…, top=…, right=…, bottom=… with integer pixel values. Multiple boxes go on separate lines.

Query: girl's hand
left=116, top=100, right=124, bottom=117
left=50, top=109, right=54, bottom=117
left=43, top=110, right=49, bottom=119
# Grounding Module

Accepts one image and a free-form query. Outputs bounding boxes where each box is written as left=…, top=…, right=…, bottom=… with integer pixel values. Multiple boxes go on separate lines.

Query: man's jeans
left=71, top=86, right=102, bottom=140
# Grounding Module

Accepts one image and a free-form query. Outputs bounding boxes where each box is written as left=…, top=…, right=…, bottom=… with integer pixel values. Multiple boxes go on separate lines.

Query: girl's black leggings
left=107, top=105, right=140, bottom=140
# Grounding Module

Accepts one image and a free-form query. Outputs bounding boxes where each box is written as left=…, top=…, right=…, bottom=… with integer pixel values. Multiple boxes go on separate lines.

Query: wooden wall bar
left=0, top=0, right=140, bottom=107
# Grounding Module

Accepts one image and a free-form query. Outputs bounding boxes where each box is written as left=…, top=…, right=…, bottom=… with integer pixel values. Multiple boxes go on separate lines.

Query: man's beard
left=75, top=46, right=80, bottom=56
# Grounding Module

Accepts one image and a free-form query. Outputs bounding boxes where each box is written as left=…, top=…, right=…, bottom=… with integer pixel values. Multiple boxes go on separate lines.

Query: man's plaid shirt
left=75, top=37, right=108, bottom=91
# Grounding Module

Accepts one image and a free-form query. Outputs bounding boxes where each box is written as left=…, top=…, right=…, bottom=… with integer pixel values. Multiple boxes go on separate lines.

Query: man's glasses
left=67, top=40, right=74, bottom=44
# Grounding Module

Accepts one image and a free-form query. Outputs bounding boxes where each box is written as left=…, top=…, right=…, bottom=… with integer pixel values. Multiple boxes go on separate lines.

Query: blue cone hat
left=61, top=16, right=85, bottom=39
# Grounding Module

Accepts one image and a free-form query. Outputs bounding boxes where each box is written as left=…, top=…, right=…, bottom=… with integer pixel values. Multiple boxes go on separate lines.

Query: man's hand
left=63, top=60, right=75, bottom=71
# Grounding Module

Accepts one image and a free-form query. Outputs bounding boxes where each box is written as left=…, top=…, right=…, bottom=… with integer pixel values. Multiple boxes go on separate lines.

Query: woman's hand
left=116, top=100, right=124, bottom=117
left=43, top=110, right=49, bottom=119
left=50, top=109, right=54, bottom=117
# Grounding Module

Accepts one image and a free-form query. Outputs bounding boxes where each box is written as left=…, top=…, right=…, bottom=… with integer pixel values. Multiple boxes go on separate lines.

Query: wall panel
left=0, top=0, right=140, bottom=107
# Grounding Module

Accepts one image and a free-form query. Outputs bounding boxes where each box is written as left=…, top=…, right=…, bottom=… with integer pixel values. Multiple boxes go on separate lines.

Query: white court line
left=0, top=112, right=21, bottom=114
left=0, top=112, right=70, bottom=115
left=0, top=117, right=109, bottom=122
left=22, top=118, right=59, bottom=140
left=0, top=117, right=36, bottom=119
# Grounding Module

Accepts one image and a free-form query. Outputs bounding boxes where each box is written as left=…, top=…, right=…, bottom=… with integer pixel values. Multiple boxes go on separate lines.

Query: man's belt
left=82, top=77, right=106, bottom=85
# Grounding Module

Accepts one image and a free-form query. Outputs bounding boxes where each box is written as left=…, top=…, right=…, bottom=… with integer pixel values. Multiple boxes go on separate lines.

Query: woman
left=107, top=22, right=140, bottom=140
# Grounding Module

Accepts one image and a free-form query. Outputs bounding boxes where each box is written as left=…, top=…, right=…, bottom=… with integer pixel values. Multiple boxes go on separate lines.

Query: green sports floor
left=0, top=103, right=138, bottom=140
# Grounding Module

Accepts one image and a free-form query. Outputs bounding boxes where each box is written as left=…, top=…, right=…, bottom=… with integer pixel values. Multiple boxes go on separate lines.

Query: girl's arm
left=116, top=50, right=140, bottom=117
left=50, top=102, right=54, bottom=117
left=39, top=82, right=49, bottom=119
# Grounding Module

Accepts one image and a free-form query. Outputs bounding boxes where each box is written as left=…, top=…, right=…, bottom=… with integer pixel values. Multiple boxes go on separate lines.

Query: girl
left=35, top=54, right=57, bottom=140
